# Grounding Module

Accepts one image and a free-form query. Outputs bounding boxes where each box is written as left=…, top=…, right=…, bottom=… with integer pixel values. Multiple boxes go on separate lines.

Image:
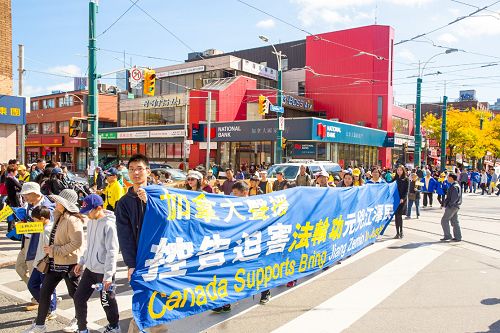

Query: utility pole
left=440, top=96, right=447, bottom=172
left=18, top=44, right=25, bottom=164
left=183, top=89, right=189, bottom=170
left=88, top=0, right=99, bottom=169
left=276, top=65, right=283, bottom=164
left=206, top=91, right=212, bottom=172
left=414, top=77, right=422, bottom=168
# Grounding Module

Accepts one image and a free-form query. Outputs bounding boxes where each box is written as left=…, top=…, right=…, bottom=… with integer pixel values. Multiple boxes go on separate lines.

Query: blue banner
left=131, top=183, right=400, bottom=330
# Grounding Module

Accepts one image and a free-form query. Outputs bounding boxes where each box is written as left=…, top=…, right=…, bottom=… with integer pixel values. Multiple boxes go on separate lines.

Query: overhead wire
left=97, top=0, right=140, bottom=37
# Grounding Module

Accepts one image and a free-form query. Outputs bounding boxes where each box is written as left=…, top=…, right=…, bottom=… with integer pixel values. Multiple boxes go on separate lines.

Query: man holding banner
left=126, top=168, right=399, bottom=331
left=115, top=154, right=169, bottom=333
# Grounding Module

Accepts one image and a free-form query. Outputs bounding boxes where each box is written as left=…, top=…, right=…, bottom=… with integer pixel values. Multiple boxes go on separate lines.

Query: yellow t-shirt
left=103, top=181, right=125, bottom=210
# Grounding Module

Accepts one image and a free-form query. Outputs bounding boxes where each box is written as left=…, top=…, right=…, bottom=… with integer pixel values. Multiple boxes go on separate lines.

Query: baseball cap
left=352, top=168, right=361, bottom=176
left=51, top=167, right=63, bottom=175
left=18, top=165, right=27, bottom=171
left=105, top=167, right=119, bottom=176
left=80, top=194, right=104, bottom=214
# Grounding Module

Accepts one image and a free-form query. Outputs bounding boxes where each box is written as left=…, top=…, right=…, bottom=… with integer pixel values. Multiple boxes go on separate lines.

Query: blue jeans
left=471, top=181, right=478, bottom=193
left=406, top=199, right=420, bottom=217
left=28, top=268, right=57, bottom=312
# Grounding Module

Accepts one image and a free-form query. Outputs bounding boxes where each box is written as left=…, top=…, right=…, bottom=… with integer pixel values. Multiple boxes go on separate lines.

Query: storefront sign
left=156, top=65, right=205, bottom=78
left=0, top=95, right=26, bottom=125
left=120, top=94, right=186, bottom=112
left=99, top=132, right=118, bottom=140
left=241, top=60, right=278, bottom=81
left=117, top=132, right=150, bottom=139
left=216, top=125, right=242, bottom=138
left=149, top=129, right=185, bottom=138
left=282, top=94, right=313, bottom=111
left=292, top=143, right=316, bottom=156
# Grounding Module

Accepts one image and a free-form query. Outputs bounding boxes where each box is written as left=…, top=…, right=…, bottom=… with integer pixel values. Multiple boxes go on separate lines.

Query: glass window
left=41, top=122, right=56, bottom=134
left=132, top=110, right=139, bottom=126
left=160, top=143, right=167, bottom=159
left=27, top=123, right=39, bottom=134
left=166, top=143, right=173, bottom=158
left=146, top=143, right=153, bottom=157
left=392, top=116, right=409, bottom=135
left=42, top=99, right=55, bottom=109
left=377, top=96, right=383, bottom=129
left=58, top=121, right=69, bottom=134
left=31, top=101, right=39, bottom=111
left=137, top=109, right=145, bottom=126
left=174, top=143, right=182, bottom=158
left=120, top=112, right=126, bottom=127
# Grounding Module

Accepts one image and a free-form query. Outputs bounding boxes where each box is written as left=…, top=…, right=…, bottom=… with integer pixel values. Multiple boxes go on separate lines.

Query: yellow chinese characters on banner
left=16, top=222, right=44, bottom=234
left=0, top=205, right=14, bottom=221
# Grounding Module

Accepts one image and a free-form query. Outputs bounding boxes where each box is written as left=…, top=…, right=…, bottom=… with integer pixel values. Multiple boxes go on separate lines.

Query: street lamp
left=259, top=35, right=286, bottom=164
left=64, top=92, right=84, bottom=106
left=414, top=48, right=458, bottom=168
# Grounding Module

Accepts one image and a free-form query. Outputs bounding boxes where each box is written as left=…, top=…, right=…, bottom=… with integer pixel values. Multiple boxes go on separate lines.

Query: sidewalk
left=0, top=224, right=20, bottom=268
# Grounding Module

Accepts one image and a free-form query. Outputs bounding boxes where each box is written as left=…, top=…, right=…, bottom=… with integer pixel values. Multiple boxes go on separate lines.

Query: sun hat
left=49, top=189, right=79, bottom=213
left=187, top=171, right=203, bottom=180
left=80, top=194, right=104, bottom=214
left=317, top=171, right=329, bottom=178
left=20, top=182, right=42, bottom=196
left=352, top=168, right=361, bottom=176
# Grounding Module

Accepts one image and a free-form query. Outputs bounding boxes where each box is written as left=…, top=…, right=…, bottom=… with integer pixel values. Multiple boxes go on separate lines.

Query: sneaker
left=63, top=318, right=78, bottom=333
left=452, top=238, right=462, bottom=242
left=25, top=304, right=39, bottom=311
left=405, top=216, right=411, bottom=219
left=22, top=323, right=46, bottom=333
left=212, top=304, right=231, bottom=313
left=103, top=324, right=121, bottom=333
left=46, top=311, right=57, bottom=321
left=286, top=280, right=297, bottom=288
left=440, top=237, right=452, bottom=241
left=259, top=290, right=271, bottom=305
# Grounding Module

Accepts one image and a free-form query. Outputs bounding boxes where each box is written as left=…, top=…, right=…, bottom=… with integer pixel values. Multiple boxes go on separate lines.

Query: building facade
left=26, top=90, right=118, bottom=171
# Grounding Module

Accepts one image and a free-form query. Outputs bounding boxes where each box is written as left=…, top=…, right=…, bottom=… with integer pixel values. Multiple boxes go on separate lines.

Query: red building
left=26, top=90, right=118, bottom=171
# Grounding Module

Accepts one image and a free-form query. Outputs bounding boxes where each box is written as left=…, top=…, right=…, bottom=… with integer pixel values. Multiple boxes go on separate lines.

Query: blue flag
left=131, top=183, right=399, bottom=330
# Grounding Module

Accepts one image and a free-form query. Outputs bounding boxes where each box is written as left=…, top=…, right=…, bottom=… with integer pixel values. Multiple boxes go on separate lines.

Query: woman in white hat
left=24, top=189, right=84, bottom=333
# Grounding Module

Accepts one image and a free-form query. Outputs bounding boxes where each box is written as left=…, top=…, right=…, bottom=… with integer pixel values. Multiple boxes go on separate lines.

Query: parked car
left=150, top=163, right=173, bottom=169
left=266, top=161, right=342, bottom=182
left=151, top=168, right=186, bottom=181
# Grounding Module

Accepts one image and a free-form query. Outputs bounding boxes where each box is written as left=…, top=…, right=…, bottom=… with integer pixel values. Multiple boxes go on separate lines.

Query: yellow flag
left=0, top=205, right=14, bottom=222
left=15, top=222, right=44, bottom=234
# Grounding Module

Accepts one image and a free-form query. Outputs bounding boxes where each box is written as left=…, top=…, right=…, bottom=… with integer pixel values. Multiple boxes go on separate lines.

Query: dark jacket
left=444, top=181, right=462, bottom=208
left=115, top=186, right=146, bottom=269
left=5, top=175, right=22, bottom=207
left=272, top=179, right=288, bottom=191
left=408, top=180, right=421, bottom=200
left=90, top=171, right=106, bottom=190
left=395, top=177, right=409, bottom=215
left=49, top=177, right=66, bottom=195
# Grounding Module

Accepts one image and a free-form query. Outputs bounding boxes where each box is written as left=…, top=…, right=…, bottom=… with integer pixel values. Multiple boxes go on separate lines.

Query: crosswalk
left=0, top=226, right=494, bottom=333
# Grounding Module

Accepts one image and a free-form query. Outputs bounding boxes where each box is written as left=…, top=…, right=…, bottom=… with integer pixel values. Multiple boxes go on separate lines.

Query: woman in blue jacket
left=421, top=171, right=438, bottom=207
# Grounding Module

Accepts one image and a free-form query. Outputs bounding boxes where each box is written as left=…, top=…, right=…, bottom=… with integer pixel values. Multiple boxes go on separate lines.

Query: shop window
left=58, top=121, right=69, bottom=134
left=27, top=123, right=39, bottom=134
left=377, top=96, right=383, bottom=129
left=41, top=122, right=56, bottom=134
left=298, top=82, right=305, bottom=96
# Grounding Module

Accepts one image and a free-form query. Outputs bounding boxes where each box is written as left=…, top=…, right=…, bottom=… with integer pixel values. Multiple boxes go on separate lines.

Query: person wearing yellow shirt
left=352, top=168, right=364, bottom=186
left=102, top=168, right=125, bottom=212
left=17, top=165, right=30, bottom=183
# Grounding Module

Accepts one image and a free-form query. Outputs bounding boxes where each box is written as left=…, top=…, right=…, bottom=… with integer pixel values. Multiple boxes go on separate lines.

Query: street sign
left=184, top=143, right=191, bottom=156
left=130, top=67, right=143, bottom=89
left=270, top=105, right=284, bottom=114
left=185, top=139, right=193, bottom=145
left=278, top=116, right=285, bottom=131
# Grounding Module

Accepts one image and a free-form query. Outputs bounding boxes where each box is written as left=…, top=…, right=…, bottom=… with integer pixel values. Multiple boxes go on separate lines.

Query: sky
left=10, top=0, right=500, bottom=105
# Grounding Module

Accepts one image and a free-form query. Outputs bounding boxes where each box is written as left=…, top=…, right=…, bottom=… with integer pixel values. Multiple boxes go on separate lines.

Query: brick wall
left=0, top=0, right=12, bottom=95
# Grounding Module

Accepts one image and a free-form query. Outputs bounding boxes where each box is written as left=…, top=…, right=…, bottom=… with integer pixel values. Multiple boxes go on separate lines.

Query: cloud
left=291, top=0, right=434, bottom=27
left=24, top=81, right=74, bottom=97
left=397, top=48, right=417, bottom=62
left=453, top=15, right=500, bottom=37
left=437, top=33, right=458, bottom=44
left=46, top=64, right=82, bottom=77
left=256, top=19, right=276, bottom=29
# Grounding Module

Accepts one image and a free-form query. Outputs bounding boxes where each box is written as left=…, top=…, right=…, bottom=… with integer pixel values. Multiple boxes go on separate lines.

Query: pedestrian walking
left=249, top=175, right=264, bottom=195
left=489, top=169, right=498, bottom=196
left=26, top=206, right=58, bottom=319
left=5, top=164, right=22, bottom=210
left=366, top=168, right=385, bottom=184
left=215, top=168, right=237, bottom=195
left=115, top=154, right=169, bottom=333
left=315, top=171, right=330, bottom=187
left=406, top=173, right=421, bottom=219
left=459, top=169, right=468, bottom=193
left=421, top=171, right=438, bottom=207
left=18, top=164, right=30, bottom=183
left=101, top=168, right=125, bottom=211
left=272, top=171, right=288, bottom=191
left=394, top=165, right=409, bottom=239
left=470, top=168, right=480, bottom=193
left=295, top=165, right=312, bottom=186
left=338, top=173, right=354, bottom=187
left=480, top=169, right=488, bottom=195
left=436, top=172, right=449, bottom=206
left=22, top=189, right=84, bottom=333
left=258, top=170, right=273, bottom=194
left=440, top=173, right=462, bottom=242
left=74, top=194, right=121, bottom=333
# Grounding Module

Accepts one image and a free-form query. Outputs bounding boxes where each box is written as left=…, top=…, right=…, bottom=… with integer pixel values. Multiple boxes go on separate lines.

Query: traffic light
left=258, top=95, right=269, bottom=115
left=143, top=69, right=156, bottom=96
left=281, top=137, right=287, bottom=149
left=69, top=117, right=82, bottom=137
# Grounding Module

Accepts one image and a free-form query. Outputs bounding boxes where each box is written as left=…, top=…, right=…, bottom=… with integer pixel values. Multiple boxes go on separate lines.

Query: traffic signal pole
left=276, top=68, right=283, bottom=164
left=414, top=77, right=422, bottom=169
left=440, top=96, right=447, bottom=172
left=88, top=0, right=99, bottom=169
